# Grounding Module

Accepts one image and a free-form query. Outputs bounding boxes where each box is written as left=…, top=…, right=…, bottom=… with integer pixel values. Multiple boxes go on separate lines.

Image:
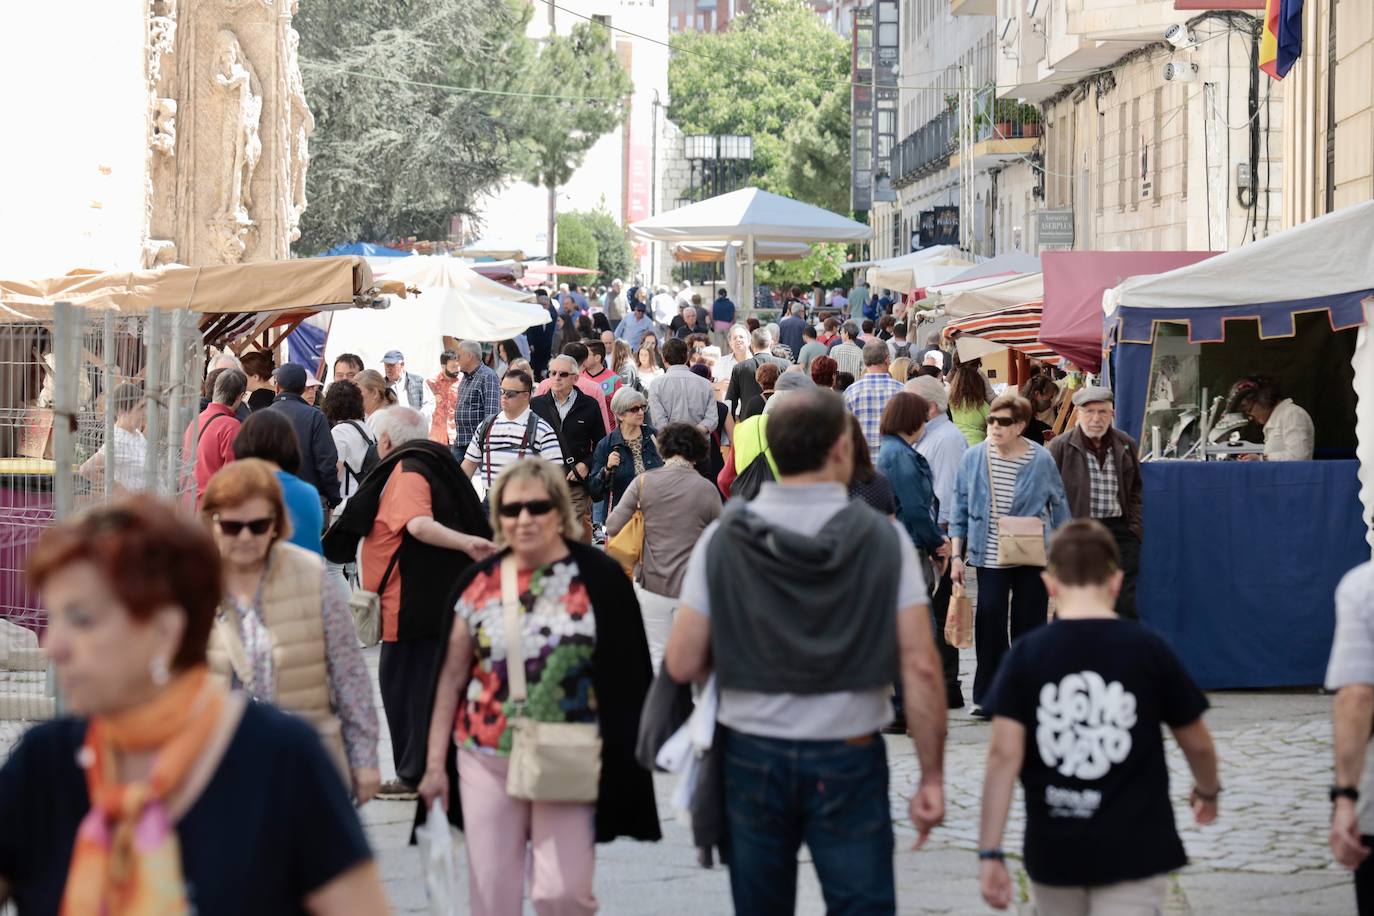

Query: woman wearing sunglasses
left=0, top=497, right=386, bottom=915
left=586, top=386, right=664, bottom=517
left=201, top=459, right=380, bottom=804
left=949, top=392, right=1070, bottom=718
left=417, top=459, right=660, bottom=914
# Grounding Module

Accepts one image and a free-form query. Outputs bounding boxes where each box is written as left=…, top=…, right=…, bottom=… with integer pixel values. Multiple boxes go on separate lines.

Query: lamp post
left=683, top=134, right=753, bottom=286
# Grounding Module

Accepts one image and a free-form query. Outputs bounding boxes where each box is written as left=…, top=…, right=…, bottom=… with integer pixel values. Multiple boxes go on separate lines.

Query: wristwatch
left=1331, top=785, right=1360, bottom=803
left=977, top=848, right=1005, bottom=861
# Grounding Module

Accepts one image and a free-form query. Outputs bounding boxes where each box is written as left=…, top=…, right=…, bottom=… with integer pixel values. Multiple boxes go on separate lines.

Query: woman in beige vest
left=201, top=459, right=380, bottom=803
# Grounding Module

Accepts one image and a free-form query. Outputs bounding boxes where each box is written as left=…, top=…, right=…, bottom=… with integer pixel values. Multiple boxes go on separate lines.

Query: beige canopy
left=0, top=256, right=375, bottom=323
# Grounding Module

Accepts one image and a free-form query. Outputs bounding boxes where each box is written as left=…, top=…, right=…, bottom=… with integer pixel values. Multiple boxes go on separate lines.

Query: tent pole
left=745, top=234, right=755, bottom=317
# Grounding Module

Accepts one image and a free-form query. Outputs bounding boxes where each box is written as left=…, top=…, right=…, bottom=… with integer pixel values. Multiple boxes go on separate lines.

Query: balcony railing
left=891, top=110, right=955, bottom=188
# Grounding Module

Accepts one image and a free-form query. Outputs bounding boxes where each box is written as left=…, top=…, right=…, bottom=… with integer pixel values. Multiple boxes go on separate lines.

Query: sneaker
left=969, top=706, right=991, bottom=720
left=377, top=779, right=417, bottom=800
left=592, top=525, right=607, bottom=546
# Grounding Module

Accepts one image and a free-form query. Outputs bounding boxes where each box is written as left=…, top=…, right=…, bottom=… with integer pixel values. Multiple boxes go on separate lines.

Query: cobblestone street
left=361, top=649, right=1354, bottom=915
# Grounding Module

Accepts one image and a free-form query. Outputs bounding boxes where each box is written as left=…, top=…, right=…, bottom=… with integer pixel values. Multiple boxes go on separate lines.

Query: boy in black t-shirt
left=977, top=519, right=1221, bottom=914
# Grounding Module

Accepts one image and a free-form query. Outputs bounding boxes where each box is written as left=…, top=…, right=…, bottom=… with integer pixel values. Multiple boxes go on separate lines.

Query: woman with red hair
left=0, top=496, right=385, bottom=914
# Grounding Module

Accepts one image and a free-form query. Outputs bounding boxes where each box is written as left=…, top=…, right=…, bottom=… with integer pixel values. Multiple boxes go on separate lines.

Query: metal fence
left=0, top=305, right=203, bottom=758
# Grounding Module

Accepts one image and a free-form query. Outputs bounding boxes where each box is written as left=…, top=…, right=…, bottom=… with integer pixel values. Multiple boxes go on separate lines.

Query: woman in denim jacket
left=949, top=392, right=1070, bottom=716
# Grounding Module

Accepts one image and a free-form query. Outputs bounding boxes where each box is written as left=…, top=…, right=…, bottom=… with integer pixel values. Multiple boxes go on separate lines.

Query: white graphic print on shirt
left=1036, top=671, right=1137, bottom=781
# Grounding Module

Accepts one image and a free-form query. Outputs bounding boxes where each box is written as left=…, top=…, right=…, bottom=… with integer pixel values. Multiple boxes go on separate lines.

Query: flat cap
left=1072, top=386, right=1114, bottom=407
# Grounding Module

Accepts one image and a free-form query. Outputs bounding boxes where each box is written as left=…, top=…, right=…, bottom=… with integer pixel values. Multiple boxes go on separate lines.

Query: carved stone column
left=146, top=0, right=311, bottom=267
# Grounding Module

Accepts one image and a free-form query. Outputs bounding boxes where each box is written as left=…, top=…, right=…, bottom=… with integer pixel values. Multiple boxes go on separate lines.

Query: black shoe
left=946, top=687, right=965, bottom=709
left=969, top=706, right=991, bottom=720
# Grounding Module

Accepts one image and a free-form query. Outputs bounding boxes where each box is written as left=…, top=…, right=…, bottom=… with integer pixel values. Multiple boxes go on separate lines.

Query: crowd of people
left=2, top=276, right=1364, bottom=916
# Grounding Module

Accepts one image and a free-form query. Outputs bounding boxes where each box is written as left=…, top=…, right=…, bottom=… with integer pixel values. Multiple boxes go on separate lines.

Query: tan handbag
left=987, top=447, right=1048, bottom=568
left=944, top=584, right=974, bottom=649
left=605, top=478, right=647, bottom=577
left=501, top=556, right=602, bottom=803
left=347, top=550, right=400, bottom=648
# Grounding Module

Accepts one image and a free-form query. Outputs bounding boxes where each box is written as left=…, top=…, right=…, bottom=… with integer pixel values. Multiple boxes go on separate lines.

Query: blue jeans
left=723, top=728, right=896, bottom=915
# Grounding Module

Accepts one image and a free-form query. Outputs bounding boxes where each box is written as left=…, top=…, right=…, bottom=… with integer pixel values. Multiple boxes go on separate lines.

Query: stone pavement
left=362, top=648, right=1355, bottom=915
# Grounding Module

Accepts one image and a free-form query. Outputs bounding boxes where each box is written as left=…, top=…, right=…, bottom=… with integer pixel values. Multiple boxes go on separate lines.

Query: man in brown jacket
left=1046, top=387, right=1143, bottom=619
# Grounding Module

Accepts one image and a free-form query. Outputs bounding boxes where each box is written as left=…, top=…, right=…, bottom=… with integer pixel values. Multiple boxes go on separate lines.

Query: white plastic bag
left=415, top=800, right=463, bottom=916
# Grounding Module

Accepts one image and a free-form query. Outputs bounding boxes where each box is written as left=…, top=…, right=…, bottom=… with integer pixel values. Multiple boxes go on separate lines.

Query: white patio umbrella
left=631, top=188, right=870, bottom=308
left=326, top=256, right=550, bottom=379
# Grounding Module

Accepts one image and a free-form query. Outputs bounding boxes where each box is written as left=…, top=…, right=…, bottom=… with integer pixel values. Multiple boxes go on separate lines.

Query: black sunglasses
left=497, top=499, right=559, bottom=519
left=500, top=388, right=530, bottom=398
left=986, top=415, right=1018, bottom=428
left=214, top=515, right=275, bottom=537
left=622, top=404, right=647, bottom=414
left=549, top=371, right=576, bottom=379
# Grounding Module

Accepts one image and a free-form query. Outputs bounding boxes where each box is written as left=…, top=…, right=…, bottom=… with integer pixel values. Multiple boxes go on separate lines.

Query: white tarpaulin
left=670, top=240, right=811, bottom=262
left=325, top=256, right=550, bottom=380
left=944, top=250, right=1043, bottom=284
left=1110, top=200, right=1374, bottom=312
left=943, top=272, right=1045, bottom=317
left=865, top=247, right=972, bottom=293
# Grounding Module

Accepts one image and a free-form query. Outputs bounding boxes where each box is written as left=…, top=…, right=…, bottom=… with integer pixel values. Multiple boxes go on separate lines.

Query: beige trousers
left=1030, top=874, right=1168, bottom=916
left=568, top=484, right=592, bottom=543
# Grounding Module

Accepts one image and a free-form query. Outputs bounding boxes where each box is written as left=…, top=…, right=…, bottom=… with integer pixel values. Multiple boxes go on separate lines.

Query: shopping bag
left=415, top=801, right=463, bottom=916
left=944, top=584, right=974, bottom=649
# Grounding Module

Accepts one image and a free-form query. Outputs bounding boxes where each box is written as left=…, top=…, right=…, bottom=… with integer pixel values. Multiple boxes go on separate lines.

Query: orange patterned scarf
left=60, top=666, right=226, bottom=916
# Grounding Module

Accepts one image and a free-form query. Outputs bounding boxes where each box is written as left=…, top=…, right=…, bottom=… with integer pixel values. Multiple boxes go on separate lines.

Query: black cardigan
left=323, top=440, right=491, bottom=641
left=413, top=540, right=662, bottom=844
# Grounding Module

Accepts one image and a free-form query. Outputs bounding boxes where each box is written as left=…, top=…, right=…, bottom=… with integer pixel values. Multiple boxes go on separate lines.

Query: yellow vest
left=732, top=415, right=780, bottom=477
left=208, top=541, right=350, bottom=783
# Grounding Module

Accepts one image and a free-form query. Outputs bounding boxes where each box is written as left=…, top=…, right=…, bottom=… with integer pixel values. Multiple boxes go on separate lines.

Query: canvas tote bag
left=501, top=555, right=602, bottom=803
left=987, top=447, right=1047, bottom=568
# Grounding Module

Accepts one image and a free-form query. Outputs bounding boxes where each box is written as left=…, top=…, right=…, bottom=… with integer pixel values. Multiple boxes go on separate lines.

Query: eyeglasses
left=500, top=388, right=530, bottom=398
left=497, top=499, right=558, bottom=518
left=986, top=415, right=1018, bottom=428
left=213, top=515, right=275, bottom=537
left=549, top=371, right=576, bottom=379
left=622, top=405, right=647, bottom=414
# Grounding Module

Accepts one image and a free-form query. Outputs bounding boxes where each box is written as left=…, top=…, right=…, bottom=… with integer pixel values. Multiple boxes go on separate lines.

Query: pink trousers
left=458, top=748, right=599, bottom=916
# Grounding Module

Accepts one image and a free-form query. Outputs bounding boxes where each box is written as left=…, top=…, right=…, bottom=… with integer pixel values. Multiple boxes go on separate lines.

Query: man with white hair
left=651, top=285, right=679, bottom=328
left=323, top=404, right=496, bottom=798
left=908, top=373, right=969, bottom=709
left=604, top=279, right=628, bottom=323
left=450, top=340, right=501, bottom=461
left=777, top=302, right=809, bottom=364
left=725, top=327, right=788, bottom=421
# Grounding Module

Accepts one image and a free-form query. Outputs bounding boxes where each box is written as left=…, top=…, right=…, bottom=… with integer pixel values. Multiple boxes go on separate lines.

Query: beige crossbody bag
left=987, top=446, right=1048, bottom=568
left=501, top=555, right=603, bottom=803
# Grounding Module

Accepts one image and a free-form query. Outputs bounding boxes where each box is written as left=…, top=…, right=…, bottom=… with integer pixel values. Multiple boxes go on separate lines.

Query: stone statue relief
left=212, top=30, right=262, bottom=261
left=285, top=28, right=314, bottom=242
left=214, top=30, right=262, bottom=221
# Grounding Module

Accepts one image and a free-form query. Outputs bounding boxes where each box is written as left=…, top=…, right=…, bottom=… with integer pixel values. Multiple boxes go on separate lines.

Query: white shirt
left=651, top=293, right=679, bottom=327
left=330, top=420, right=373, bottom=511
left=104, top=426, right=148, bottom=492
left=463, top=408, right=563, bottom=487
left=1262, top=399, right=1314, bottom=461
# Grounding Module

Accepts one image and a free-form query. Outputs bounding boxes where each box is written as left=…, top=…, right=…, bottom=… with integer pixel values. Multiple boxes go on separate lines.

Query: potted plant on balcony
left=993, top=99, right=1020, bottom=138
left=1018, top=103, right=1042, bottom=138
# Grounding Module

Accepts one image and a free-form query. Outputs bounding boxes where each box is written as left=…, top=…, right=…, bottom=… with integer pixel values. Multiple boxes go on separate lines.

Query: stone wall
left=654, top=118, right=692, bottom=286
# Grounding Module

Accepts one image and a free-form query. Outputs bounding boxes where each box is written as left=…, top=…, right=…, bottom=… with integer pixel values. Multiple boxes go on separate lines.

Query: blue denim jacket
left=949, top=440, right=1070, bottom=566
left=876, top=435, right=944, bottom=552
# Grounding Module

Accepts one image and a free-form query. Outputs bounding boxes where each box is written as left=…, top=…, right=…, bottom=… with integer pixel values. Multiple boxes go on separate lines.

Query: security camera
left=1163, top=61, right=1199, bottom=82
left=1164, top=24, right=1195, bottom=49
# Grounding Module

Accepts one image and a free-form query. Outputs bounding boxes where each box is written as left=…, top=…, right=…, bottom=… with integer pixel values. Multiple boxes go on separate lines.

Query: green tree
left=568, top=208, right=636, bottom=286
left=294, top=0, right=531, bottom=254
left=515, top=24, right=633, bottom=260
left=667, top=0, right=849, bottom=204
left=756, top=242, right=848, bottom=289
left=784, top=85, right=852, bottom=215
left=555, top=213, right=598, bottom=276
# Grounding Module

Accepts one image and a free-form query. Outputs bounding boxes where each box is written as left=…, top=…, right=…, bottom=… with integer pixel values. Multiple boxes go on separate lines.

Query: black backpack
left=892, top=341, right=913, bottom=360
left=343, top=420, right=380, bottom=488
left=730, top=420, right=775, bottom=501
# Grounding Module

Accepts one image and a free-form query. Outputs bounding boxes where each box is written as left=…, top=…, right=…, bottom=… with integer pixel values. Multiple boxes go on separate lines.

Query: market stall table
left=1138, top=459, right=1366, bottom=689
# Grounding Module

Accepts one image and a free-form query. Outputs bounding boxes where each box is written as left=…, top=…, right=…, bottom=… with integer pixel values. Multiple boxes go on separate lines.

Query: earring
left=149, top=655, right=171, bottom=687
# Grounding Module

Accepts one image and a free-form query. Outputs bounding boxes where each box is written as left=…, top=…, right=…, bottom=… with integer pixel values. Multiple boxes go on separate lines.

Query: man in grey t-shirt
left=1326, top=560, right=1374, bottom=909
left=666, top=389, right=948, bottom=914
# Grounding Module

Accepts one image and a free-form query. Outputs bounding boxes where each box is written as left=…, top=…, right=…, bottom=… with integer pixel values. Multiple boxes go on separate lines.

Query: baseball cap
left=382, top=350, right=405, bottom=364
left=273, top=363, right=307, bottom=391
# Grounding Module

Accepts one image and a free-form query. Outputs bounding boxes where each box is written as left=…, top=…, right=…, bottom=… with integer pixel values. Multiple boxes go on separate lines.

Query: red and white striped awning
left=942, top=300, right=1056, bottom=360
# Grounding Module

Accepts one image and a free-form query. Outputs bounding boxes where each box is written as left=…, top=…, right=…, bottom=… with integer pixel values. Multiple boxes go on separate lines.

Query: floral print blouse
left=453, top=558, right=598, bottom=756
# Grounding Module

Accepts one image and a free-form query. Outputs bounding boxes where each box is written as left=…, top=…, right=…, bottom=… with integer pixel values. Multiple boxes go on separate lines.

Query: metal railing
left=892, top=110, right=955, bottom=187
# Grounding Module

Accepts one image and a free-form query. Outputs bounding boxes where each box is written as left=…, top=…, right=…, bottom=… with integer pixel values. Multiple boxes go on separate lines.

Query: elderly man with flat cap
left=1046, top=386, right=1144, bottom=619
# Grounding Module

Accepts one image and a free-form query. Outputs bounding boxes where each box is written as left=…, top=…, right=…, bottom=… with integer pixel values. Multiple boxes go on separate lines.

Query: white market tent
left=941, top=271, right=1045, bottom=317
left=630, top=188, right=870, bottom=308
left=324, top=255, right=550, bottom=379
left=944, top=250, right=1043, bottom=284
left=1105, top=200, right=1374, bottom=547
left=865, top=246, right=973, bottom=293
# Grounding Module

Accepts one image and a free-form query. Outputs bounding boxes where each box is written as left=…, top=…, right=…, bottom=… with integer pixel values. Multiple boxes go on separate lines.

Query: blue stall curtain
left=1138, top=460, right=1367, bottom=689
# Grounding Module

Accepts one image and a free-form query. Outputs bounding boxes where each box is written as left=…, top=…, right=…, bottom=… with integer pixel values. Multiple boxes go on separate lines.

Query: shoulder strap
left=500, top=556, right=526, bottom=703
left=985, top=445, right=998, bottom=521
left=199, top=412, right=230, bottom=438
left=377, top=546, right=403, bottom=595
left=522, top=412, right=540, bottom=452
left=345, top=419, right=374, bottom=444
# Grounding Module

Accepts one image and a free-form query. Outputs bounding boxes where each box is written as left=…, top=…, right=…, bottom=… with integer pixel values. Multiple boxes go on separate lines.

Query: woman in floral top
left=419, top=459, right=661, bottom=916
